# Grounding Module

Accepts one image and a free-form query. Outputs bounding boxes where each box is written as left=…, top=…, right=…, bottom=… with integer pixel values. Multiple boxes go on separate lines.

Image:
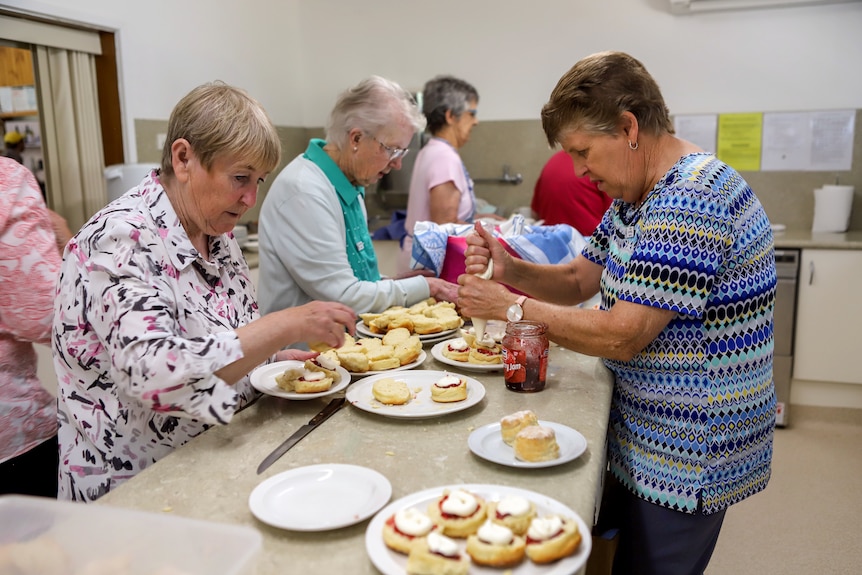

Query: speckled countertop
left=98, top=345, right=614, bottom=575
left=773, top=230, right=862, bottom=250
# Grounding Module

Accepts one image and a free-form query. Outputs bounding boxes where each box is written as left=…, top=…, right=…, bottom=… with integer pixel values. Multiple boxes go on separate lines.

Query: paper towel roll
left=811, top=185, right=854, bottom=233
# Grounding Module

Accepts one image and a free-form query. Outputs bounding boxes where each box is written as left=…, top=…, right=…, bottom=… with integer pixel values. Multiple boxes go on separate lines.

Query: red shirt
left=531, top=151, right=612, bottom=235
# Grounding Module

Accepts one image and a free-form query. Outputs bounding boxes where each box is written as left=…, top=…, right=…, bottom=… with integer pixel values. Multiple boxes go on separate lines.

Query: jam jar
left=502, top=321, right=549, bottom=392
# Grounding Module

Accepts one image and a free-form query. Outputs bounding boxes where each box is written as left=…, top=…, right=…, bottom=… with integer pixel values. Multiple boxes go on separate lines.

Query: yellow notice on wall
left=717, top=113, right=763, bottom=171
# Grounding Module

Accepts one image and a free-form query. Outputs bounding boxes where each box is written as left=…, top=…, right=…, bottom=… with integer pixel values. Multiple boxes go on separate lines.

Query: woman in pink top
left=399, top=76, right=480, bottom=273
left=0, top=157, right=65, bottom=497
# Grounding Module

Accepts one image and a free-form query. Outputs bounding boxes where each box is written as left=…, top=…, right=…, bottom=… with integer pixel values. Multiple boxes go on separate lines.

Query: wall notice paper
left=674, top=114, right=717, bottom=153
left=717, top=113, right=762, bottom=172
left=762, top=109, right=855, bottom=171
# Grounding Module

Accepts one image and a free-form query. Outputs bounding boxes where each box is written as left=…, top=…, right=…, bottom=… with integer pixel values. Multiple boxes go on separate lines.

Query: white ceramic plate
left=346, top=370, right=485, bottom=419
left=364, top=483, right=592, bottom=575
left=347, top=350, right=427, bottom=377
left=249, top=360, right=350, bottom=400
left=430, top=339, right=504, bottom=372
left=355, top=320, right=459, bottom=343
left=468, top=421, right=589, bottom=469
left=249, top=464, right=392, bottom=531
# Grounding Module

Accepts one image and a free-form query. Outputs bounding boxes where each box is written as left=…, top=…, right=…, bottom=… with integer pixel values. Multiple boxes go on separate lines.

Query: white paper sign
left=674, top=114, right=717, bottom=154
left=762, top=109, right=855, bottom=171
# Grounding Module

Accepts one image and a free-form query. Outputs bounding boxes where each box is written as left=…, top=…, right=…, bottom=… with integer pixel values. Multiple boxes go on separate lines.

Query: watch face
left=506, top=304, right=523, bottom=323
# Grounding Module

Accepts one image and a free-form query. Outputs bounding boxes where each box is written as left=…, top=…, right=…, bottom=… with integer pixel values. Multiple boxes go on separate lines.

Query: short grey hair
left=422, top=75, right=479, bottom=135
left=325, top=76, right=426, bottom=149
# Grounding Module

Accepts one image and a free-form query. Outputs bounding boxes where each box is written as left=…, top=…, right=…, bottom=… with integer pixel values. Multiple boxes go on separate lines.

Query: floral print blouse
left=0, top=158, right=61, bottom=464
left=54, top=171, right=260, bottom=502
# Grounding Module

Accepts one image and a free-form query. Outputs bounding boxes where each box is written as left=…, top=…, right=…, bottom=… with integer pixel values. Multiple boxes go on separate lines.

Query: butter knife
left=256, top=396, right=346, bottom=474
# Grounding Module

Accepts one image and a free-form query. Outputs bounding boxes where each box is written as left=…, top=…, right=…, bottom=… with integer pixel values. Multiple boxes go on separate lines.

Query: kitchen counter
left=772, top=230, right=862, bottom=250
left=98, top=345, right=614, bottom=574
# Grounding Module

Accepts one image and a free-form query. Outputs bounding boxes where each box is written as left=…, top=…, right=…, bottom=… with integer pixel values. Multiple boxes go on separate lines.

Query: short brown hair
left=160, top=81, right=281, bottom=177
left=541, top=51, right=674, bottom=147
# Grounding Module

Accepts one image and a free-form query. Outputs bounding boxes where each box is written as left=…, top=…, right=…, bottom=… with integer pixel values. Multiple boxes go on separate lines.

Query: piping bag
left=472, top=259, right=495, bottom=342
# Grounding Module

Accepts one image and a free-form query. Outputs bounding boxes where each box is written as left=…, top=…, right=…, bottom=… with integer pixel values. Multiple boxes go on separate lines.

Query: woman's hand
left=464, top=221, right=509, bottom=279
left=456, top=274, right=513, bottom=322
left=288, top=301, right=356, bottom=350
left=426, top=277, right=459, bottom=303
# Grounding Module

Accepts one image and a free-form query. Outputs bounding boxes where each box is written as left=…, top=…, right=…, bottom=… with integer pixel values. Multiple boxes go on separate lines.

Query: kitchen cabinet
left=792, top=249, right=862, bottom=385
left=0, top=47, right=37, bottom=118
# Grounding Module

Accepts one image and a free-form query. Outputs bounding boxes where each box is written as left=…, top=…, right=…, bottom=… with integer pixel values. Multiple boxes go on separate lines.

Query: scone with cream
left=372, top=377, right=412, bottom=405
left=430, top=373, right=467, bottom=403
left=465, top=519, right=526, bottom=568
left=382, top=507, right=439, bottom=555
left=426, top=488, right=487, bottom=538
left=514, top=424, right=560, bottom=462
left=487, top=494, right=537, bottom=536
left=275, top=368, right=333, bottom=393
left=500, top=410, right=539, bottom=446
left=525, top=515, right=581, bottom=564
left=304, top=352, right=340, bottom=380
left=467, top=345, right=502, bottom=365
left=405, top=532, right=469, bottom=575
left=441, top=338, right=470, bottom=362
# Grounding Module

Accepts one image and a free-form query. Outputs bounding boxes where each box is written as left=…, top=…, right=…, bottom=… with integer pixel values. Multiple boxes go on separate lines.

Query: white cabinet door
left=792, top=249, right=862, bottom=384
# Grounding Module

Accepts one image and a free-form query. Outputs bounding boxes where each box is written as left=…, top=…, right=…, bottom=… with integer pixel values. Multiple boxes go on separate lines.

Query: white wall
left=3, top=0, right=862, bottom=154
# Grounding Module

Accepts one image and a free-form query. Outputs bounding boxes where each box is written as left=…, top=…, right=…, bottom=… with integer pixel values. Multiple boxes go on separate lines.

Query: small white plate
left=365, top=483, right=591, bottom=575
left=347, top=370, right=485, bottom=419
left=468, top=420, right=588, bottom=468
left=249, top=464, right=391, bottom=531
left=355, top=320, right=459, bottom=343
left=430, top=339, right=504, bottom=372
left=249, top=360, right=350, bottom=400
left=347, top=350, right=427, bottom=377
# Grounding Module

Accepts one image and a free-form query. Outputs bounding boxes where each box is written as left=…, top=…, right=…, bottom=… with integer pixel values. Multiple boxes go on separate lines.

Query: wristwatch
left=506, top=295, right=528, bottom=323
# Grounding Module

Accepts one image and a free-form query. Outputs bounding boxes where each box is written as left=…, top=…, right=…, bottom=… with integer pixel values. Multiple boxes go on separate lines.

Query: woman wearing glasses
left=258, top=76, right=458, bottom=318
left=398, top=75, right=485, bottom=274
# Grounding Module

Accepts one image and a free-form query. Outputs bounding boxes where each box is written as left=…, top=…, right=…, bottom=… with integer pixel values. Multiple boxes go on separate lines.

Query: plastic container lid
left=0, top=495, right=261, bottom=575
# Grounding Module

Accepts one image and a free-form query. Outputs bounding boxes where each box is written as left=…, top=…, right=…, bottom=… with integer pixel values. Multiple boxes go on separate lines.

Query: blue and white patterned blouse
left=53, top=171, right=260, bottom=502
left=583, top=153, right=777, bottom=515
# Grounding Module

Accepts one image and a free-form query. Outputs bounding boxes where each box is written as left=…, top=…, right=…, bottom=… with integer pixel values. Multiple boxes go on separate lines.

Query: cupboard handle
left=808, top=261, right=815, bottom=285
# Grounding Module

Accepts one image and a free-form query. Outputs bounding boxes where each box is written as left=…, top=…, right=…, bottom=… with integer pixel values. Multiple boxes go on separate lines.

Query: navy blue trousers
left=594, top=472, right=726, bottom=575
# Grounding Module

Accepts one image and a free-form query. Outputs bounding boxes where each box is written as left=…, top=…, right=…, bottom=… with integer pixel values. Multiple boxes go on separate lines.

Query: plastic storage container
left=0, top=495, right=261, bottom=575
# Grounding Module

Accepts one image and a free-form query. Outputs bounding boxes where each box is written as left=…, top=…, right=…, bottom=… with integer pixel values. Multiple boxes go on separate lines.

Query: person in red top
left=531, top=149, right=612, bottom=235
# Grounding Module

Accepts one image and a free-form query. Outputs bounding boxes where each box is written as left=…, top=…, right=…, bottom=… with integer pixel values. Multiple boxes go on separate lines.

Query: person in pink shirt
left=0, top=157, right=65, bottom=498
left=531, top=150, right=613, bottom=236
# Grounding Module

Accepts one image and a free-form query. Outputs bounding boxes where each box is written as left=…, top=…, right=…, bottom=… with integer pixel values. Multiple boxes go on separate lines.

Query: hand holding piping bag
left=468, top=221, right=496, bottom=343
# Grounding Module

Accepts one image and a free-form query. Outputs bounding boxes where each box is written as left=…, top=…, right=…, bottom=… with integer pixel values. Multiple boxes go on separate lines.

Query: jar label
left=503, top=347, right=526, bottom=383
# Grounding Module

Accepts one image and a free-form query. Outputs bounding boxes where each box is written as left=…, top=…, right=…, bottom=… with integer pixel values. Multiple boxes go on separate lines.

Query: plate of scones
left=313, top=328, right=428, bottom=376
left=364, top=483, right=591, bottom=575
left=468, top=410, right=588, bottom=469
left=356, top=298, right=464, bottom=342
left=346, top=370, right=485, bottom=419
left=249, top=358, right=350, bottom=400
left=430, top=335, right=504, bottom=372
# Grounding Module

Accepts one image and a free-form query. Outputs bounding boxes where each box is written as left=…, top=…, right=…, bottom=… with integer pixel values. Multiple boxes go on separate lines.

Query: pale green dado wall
left=137, top=109, right=862, bottom=232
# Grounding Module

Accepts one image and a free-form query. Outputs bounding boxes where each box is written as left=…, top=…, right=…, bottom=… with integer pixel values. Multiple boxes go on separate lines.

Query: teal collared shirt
left=303, top=139, right=380, bottom=282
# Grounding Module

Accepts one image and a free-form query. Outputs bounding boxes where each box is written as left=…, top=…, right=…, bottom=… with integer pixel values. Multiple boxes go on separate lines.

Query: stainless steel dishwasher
left=773, top=249, right=799, bottom=427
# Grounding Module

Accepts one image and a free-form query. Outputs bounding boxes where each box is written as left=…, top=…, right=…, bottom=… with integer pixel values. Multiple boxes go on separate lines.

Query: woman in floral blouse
left=53, top=83, right=356, bottom=502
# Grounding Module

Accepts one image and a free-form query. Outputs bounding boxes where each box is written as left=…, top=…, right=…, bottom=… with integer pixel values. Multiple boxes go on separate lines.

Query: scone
left=426, top=488, right=487, bottom=538
left=525, top=515, right=582, bottom=564
left=382, top=326, right=412, bottom=347
left=369, top=357, right=401, bottom=371
left=372, top=377, right=411, bottom=405
left=465, top=520, right=526, bottom=568
left=411, top=314, right=444, bottom=335
left=441, top=338, right=470, bottom=362
left=292, top=369, right=333, bottom=393
left=467, top=345, right=502, bottom=365
left=430, top=373, right=467, bottom=403
left=487, top=494, right=537, bottom=536
left=337, top=351, right=369, bottom=373
left=500, top=410, right=539, bottom=446
left=514, top=425, right=560, bottom=462
left=382, top=507, right=439, bottom=555
left=304, top=352, right=340, bottom=380
left=393, top=336, right=422, bottom=365
left=406, top=532, right=469, bottom=575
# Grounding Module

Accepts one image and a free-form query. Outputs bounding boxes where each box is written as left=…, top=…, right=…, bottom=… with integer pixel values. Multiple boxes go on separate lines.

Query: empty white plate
left=249, top=464, right=392, bottom=531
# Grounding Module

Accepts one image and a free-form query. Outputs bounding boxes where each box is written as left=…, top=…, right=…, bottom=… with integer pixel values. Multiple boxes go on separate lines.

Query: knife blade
left=256, top=396, right=346, bottom=474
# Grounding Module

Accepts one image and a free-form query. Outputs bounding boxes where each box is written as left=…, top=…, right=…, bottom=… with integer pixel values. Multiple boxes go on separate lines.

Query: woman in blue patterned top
left=457, top=51, right=776, bottom=575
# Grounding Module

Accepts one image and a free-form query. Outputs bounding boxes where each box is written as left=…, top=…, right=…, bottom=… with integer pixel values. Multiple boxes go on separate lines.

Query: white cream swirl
left=435, top=374, right=462, bottom=388
left=447, top=338, right=469, bottom=351
left=477, top=520, right=514, bottom=545
left=426, top=531, right=459, bottom=557
left=527, top=516, right=564, bottom=541
left=496, top=494, right=531, bottom=517
left=301, top=370, right=325, bottom=381
left=314, top=354, right=338, bottom=370
left=393, top=508, right=433, bottom=537
left=441, top=489, right=478, bottom=516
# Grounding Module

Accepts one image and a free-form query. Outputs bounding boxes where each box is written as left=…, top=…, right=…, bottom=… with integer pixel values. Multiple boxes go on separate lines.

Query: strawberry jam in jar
left=502, top=321, right=549, bottom=392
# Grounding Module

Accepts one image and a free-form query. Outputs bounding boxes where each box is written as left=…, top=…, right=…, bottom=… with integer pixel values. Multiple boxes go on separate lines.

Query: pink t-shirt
left=0, top=158, right=61, bottom=463
left=399, top=138, right=474, bottom=272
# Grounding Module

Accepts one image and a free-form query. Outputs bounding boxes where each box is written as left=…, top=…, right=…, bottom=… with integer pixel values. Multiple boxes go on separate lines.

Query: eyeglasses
left=372, top=135, right=409, bottom=162
left=464, top=108, right=478, bottom=118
